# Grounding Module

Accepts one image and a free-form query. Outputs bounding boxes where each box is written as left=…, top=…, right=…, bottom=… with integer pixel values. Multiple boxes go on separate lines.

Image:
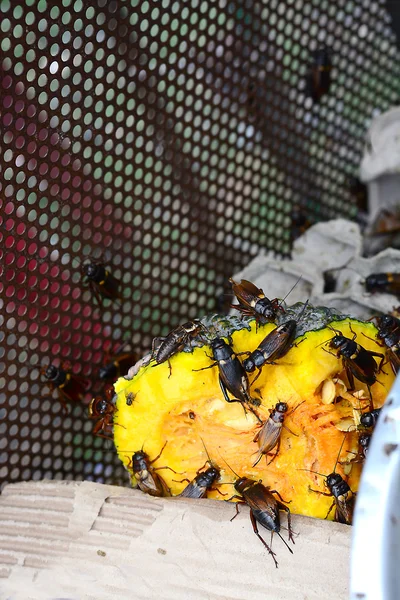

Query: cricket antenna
left=278, top=275, right=303, bottom=309
left=117, top=445, right=143, bottom=454
left=219, top=453, right=241, bottom=479
left=333, top=432, right=349, bottom=474
left=140, top=438, right=148, bottom=453
left=297, top=298, right=309, bottom=321
left=326, top=324, right=342, bottom=336
left=315, top=337, right=333, bottom=348
left=199, top=437, right=213, bottom=467
left=298, top=468, right=327, bottom=478
left=315, top=325, right=340, bottom=348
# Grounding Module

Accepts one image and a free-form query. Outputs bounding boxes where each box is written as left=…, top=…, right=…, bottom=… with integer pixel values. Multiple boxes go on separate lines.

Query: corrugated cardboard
left=0, top=480, right=350, bottom=599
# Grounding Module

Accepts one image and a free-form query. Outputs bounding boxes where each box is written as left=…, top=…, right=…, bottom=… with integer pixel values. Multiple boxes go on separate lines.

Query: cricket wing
left=389, top=348, right=400, bottom=374
left=101, top=272, right=122, bottom=299
left=346, top=356, right=377, bottom=386
left=230, top=279, right=265, bottom=308
left=257, top=323, right=296, bottom=362
left=335, top=493, right=355, bottom=525
left=219, top=358, right=251, bottom=402
left=244, top=484, right=280, bottom=532
left=255, top=420, right=281, bottom=455
left=178, top=483, right=207, bottom=499
left=138, top=472, right=166, bottom=497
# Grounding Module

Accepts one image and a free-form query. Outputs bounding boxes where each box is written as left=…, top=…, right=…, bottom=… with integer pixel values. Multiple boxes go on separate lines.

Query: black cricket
left=228, top=476, right=295, bottom=569
left=306, top=46, right=332, bottom=103
left=88, top=385, right=116, bottom=440
left=229, top=278, right=282, bottom=324
left=127, top=443, right=175, bottom=497
left=372, top=314, right=400, bottom=374
left=176, top=466, right=221, bottom=499
left=193, top=336, right=260, bottom=408
left=151, top=320, right=204, bottom=376
left=303, top=435, right=356, bottom=525
left=365, top=272, right=400, bottom=296
left=125, top=391, right=135, bottom=406
left=98, top=342, right=138, bottom=382
left=41, top=363, right=88, bottom=411
left=82, top=259, right=122, bottom=305
left=253, top=402, right=295, bottom=467
left=360, top=407, right=382, bottom=429
left=355, top=433, right=371, bottom=462
left=341, top=433, right=371, bottom=467
left=243, top=301, right=309, bottom=384
left=324, top=326, right=384, bottom=402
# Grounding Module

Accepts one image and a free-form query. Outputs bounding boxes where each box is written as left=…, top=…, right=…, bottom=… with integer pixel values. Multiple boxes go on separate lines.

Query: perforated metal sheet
left=1, top=0, right=399, bottom=491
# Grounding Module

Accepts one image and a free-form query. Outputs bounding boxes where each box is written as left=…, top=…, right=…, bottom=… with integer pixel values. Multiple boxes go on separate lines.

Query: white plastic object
left=360, top=107, right=400, bottom=222
left=360, top=107, right=400, bottom=182
left=350, top=373, right=400, bottom=600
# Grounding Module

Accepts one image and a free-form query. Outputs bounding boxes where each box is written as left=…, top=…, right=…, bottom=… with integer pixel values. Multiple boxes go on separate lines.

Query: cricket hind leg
left=360, top=333, right=386, bottom=372
left=89, top=280, right=103, bottom=306
left=325, top=500, right=336, bottom=520
left=275, top=501, right=296, bottom=545
left=368, top=350, right=386, bottom=372
left=366, top=384, right=374, bottom=411
left=252, top=427, right=261, bottom=443
left=345, top=365, right=355, bottom=391
left=266, top=439, right=281, bottom=466
left=252, top=448, right=264, bottom=468
left=218, top=378, right=244, bottom=409
left=249, top=511, right=279, bottom=568
left=389, top=354, right=400, bottom=375
left=245, top=403, right=263, bottom=423
left=56, top=389, right=72, bottom=414
left=151, top=337, right=165, bottom=356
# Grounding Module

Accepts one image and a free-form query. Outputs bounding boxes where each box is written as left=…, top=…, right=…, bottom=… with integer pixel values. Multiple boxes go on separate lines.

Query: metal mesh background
left=1, top=0, right=399, bottom=491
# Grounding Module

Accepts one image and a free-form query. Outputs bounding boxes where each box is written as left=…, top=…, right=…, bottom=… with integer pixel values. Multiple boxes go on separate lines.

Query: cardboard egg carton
left=0, top=480, right=350, bottom=600
left=232, top=219, right=400, bottom=318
